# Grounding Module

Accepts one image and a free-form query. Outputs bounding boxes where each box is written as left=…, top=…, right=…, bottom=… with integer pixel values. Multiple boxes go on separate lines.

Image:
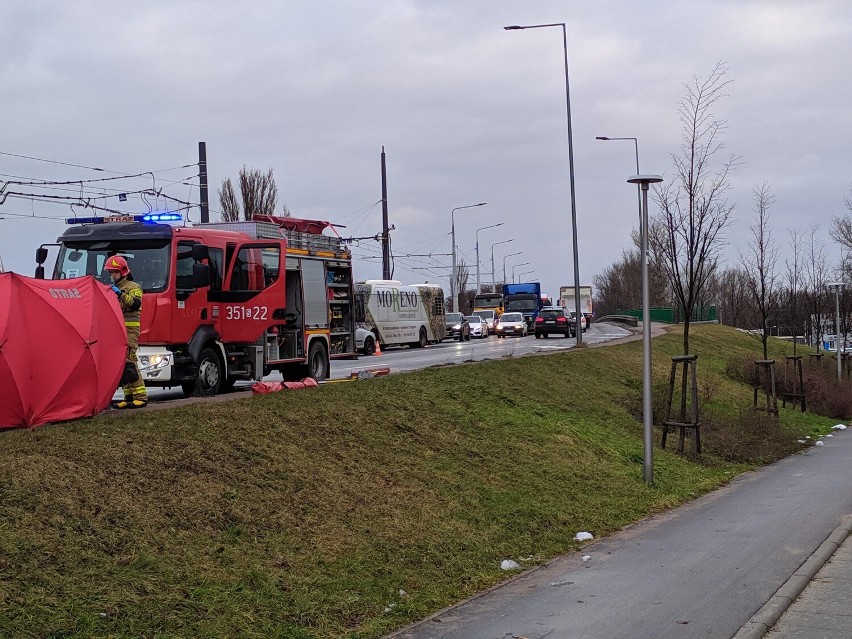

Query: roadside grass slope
left=0, top=324, right=840, bottom=638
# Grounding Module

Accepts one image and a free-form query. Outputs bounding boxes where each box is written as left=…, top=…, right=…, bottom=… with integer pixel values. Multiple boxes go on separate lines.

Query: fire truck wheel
left=304, top=341, right=329, bottom=381
left=187, top=347, right=223, bottom=396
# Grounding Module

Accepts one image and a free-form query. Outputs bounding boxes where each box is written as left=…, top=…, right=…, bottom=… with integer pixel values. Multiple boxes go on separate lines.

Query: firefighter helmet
left=104, top=255, right=130, bottom=277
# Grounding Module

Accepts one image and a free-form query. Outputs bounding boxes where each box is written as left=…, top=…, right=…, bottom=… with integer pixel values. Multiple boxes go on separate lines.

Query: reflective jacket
left=115, top=276, right=143, bottom=327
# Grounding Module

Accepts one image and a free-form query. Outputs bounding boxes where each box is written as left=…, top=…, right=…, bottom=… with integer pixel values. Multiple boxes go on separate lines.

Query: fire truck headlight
left=140, top=354, right=171, bottom=370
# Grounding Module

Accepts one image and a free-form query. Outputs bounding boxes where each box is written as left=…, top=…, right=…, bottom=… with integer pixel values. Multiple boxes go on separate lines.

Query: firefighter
left=104, top=256, right=148, bottom=409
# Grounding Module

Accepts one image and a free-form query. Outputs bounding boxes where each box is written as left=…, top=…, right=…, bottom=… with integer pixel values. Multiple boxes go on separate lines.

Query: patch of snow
left=500, top=559, right=521, bottom=570
left=815, top=441, right=825, bottom=446
left=574, top=532, right=594, bottom=541
left=827, top=434, right=834, bottom=437
left=582, top=555, right=591, bottom=562
left=384, top=603, right=396, bottom=613
left=797, top=440, right=806, bottom=444
left=832, top=424, right=847, bottom=430
left=399, top=589, right=407, bottom=597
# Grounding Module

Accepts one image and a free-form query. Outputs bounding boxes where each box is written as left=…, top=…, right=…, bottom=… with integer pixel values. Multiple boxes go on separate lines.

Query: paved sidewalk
left=764, top=530, right=852, bottom=639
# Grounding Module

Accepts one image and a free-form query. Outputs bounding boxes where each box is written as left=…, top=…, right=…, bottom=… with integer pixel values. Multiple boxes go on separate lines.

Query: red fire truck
left=36, top=213, right=356, bottom=395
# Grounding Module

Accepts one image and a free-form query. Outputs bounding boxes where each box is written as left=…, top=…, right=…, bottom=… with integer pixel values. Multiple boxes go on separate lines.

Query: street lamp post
left=829, top=282, right=845, bottom=381
left=475, top=222, right=504, bottom=294
left=451, top=202, right=487, bottom=311
left=512, top=262, right=530, bottom=284
left=491, top=238, right=514, bottom=291
left=518, top=270, right=535, bottom=282
left=503, top=251, right=522, bottom=284
left=628, top=174, right=664, bottom=486
left=597, top=136, right=642, bottom=235
left=505, top=22, right=582, bottom=344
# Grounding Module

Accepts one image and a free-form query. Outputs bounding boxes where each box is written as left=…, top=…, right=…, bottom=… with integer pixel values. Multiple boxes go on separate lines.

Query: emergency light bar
left=65, top=212, right=184, bottom=225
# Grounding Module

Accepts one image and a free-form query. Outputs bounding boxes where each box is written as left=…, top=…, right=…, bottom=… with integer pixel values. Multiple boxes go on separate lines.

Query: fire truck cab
left=36, top=213, right=356, bottom=396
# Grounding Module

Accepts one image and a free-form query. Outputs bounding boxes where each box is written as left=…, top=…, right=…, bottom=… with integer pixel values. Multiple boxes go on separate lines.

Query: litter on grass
left=574, top=532, right=594, bottom=541
left=500, top=559, right=521, bottom=570
left=832, top=424, right=847, bottom=430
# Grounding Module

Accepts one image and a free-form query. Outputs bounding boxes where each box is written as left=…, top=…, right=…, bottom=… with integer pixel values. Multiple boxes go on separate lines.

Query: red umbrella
left=0, top=273, right=126, bottom=429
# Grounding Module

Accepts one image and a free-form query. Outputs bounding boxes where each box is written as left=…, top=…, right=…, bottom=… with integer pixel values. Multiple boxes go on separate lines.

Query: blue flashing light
left=140, top=212, right=183, bottom=223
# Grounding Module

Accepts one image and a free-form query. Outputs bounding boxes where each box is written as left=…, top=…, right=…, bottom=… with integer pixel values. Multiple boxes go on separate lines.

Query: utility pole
left=198, top=142, right=209, bottom=223
left=381, top=147, right=391, bottom=279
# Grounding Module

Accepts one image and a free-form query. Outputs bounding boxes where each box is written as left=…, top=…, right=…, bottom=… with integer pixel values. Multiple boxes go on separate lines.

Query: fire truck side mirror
left=35, top=247, right=48, bottom=264
left=191, top=244, right=209, bottom=261
left=35, top=265, right=45, bottom=280
left=192, top=263, right=211, bottom=288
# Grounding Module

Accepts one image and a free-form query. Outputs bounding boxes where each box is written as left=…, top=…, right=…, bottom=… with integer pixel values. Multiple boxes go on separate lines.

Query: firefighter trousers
left=121, top=324, right=148, bottom=401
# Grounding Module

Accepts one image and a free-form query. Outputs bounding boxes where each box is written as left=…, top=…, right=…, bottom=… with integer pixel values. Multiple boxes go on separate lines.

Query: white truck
left=559, top=285, right=593, bottom=328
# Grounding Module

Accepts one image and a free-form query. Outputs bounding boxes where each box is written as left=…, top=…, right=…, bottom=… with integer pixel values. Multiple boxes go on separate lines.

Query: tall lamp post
left=475, top=222, right=504, bottom=293
left=491, top=238, right=514, bottom=291
left=512, top=262, right=530, bottom=284
left=829, top=282, right=845, bottom=381
left=518, top=270, right=535, bottom=282
left=628, top=174, right=664, bottom=486
left=505, top=22, right=582, bottom=344
left=451, top=202, right=487, bottom=311
left=597, top=136, right=642, bottom=234
left=503, top=251, right=522, bottom=284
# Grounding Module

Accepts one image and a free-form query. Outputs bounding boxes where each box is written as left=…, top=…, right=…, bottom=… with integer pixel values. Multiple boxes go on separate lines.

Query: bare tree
left=741, top=183, right=779, bottom=359
left=714, top=266, right=751, bottom=328
left=804, top=226, right=829, bottom=350
left=452, top=261, right=470, bottom=313
left=650, top=61, right=738, bottom=355
left=784, top=228, right=805, bottom=354
left=218, top=178, right=241, bottom=222
left=829, top=186, right=852, bottom=252
left=217, top=166, right=279, bottom=221
left=593, top=230, right=670, bottom=317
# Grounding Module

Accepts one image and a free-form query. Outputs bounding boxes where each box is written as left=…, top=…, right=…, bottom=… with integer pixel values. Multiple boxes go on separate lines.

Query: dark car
left=534, top=306, right=573, bottom=339
left=445, top=312, right=471, bottom=341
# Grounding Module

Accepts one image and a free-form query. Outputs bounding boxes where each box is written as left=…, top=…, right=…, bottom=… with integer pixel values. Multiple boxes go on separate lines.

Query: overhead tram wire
left=0, top=149, right=197, bottom=177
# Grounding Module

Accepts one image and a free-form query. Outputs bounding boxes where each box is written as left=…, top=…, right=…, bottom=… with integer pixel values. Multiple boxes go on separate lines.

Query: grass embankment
left=0, top=324, right=840, bottom=638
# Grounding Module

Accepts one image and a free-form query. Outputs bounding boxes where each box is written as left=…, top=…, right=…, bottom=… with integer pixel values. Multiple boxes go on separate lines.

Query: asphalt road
left=388, top=430, right=852, bottom=639
left=134, top=322, right=632, bottom=407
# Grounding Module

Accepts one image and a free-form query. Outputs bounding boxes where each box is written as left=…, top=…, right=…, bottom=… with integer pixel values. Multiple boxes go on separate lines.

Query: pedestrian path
left=763, top=530, right=852, bottom=639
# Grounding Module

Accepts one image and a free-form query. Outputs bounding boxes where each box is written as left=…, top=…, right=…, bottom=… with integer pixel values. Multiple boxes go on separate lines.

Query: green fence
left=618, top=305, right=717, bottom=324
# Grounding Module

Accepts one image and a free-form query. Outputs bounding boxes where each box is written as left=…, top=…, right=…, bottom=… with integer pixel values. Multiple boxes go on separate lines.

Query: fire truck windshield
left=55, top=241, right=171, bottom=293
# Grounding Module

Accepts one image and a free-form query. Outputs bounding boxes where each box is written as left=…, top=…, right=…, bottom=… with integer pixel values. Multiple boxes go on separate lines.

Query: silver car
left=471, top=309, right=497, bottom=333
left=465, top=315, right=489, bottom=338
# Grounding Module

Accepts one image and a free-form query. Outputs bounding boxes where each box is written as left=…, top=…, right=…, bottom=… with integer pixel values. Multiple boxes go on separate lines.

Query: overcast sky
left=2, top=1, right=851, bottom=302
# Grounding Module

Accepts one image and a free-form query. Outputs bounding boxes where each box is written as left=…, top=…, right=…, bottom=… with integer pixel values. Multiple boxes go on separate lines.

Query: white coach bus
left=354, top=280, right=446, bottom=348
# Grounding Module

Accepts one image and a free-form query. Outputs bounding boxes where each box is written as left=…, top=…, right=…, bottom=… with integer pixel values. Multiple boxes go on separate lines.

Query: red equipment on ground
left=0, top=273, right=126, bottom=429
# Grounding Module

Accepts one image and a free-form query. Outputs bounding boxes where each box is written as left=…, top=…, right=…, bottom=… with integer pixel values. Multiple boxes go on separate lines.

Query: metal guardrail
left=597, top=315, right=639, bottom=327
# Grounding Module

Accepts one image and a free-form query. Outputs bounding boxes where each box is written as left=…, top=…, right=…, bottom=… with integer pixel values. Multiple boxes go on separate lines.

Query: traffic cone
left=374, top=338, right=382, bottom=356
